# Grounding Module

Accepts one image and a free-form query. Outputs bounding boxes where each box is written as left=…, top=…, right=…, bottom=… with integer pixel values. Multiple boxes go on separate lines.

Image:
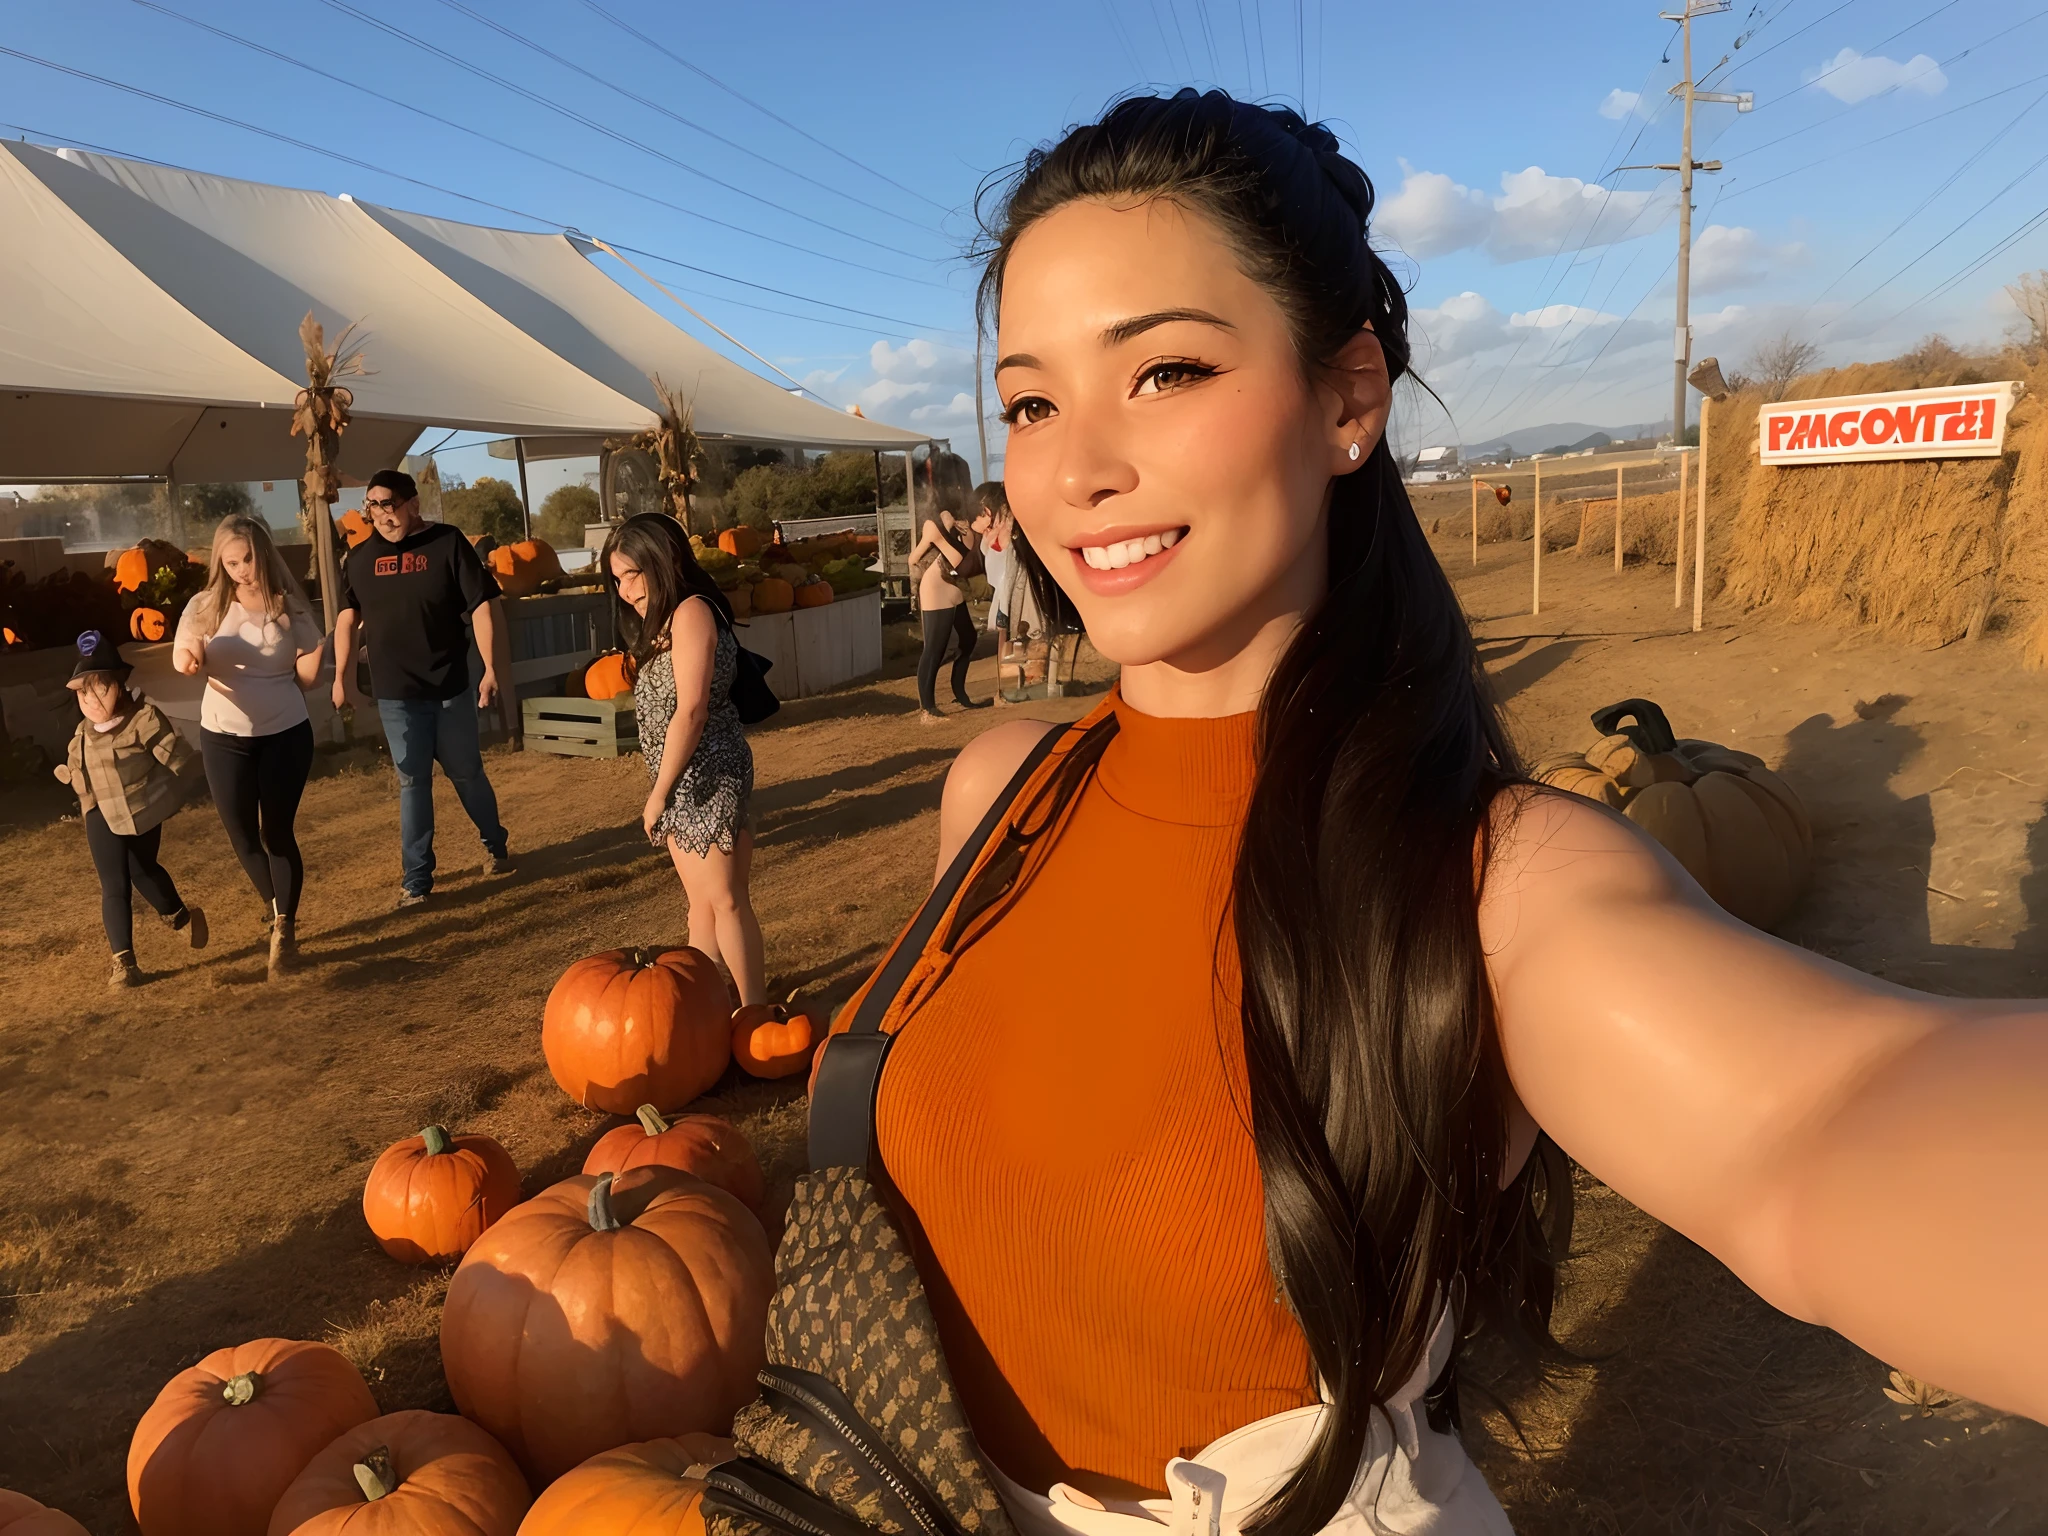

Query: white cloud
left=1377, top=162, right=1668, bottom=264
left=1510, top=304, right=1621, bottom=330
left=1410, top=291, right=1514, bottom=366
left=1804, top=48, right=1947, bottom=105
left=868, top=337, right=944, bottom=381
left=1689, top=224, right=1808, bottom=294
left=1599, top=88, right=1643, bottom=120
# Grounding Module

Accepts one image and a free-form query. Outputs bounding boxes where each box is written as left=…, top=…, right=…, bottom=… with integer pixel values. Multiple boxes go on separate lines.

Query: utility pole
left=1627, top=3, right=1749, bottom=444
left=972, top=329, right=990, bottom=484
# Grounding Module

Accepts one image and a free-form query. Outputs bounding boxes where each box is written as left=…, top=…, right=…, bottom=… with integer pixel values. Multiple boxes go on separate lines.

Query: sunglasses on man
left=364, top=496, right=404, bottom=512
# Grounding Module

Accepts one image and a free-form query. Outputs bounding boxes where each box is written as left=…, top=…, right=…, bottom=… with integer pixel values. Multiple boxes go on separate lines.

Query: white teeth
left=1078, top=529, right=1188, bottom=570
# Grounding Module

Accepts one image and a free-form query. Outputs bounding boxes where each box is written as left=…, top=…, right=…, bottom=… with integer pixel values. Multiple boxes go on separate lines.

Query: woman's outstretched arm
left=1485, top=786, right=2048, bottom=1421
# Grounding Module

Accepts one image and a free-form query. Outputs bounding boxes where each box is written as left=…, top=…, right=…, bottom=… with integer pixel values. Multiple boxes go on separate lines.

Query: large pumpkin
left=750, top=578, right=794, bottom=615
left=128, top=1338, right=379, bottom=1536
left=487, top=540, right=564, bottom=598
left=584, top=652, right=633, bottom=701
left=582, top=1107, right=763, bottom=1214
left=0, top=1491, right=90, bottom=1535
left=792, top=580, right=833, bottom=610
left=726, top=583, right=752, bottom=621
left=112, top=546, right=152, bottom=594
left=1533, top=697, right=1812, bottom=931
left=266, top=1410, right=529, bottom=1536
left=361, top=1125, right=522, bottom=1265
left=542, top=948, right=732, bottom=1115
left=515, top=1434, right=731, bottom=1536
left=337, top=510, right=374, bottom=548
left=130, top=607, right=169, bottom=642
left=440, top=1169, right=773, bottom=1483
left=716, top=527, right=764, bottom=559
left=730, top=996, right=817, bottom=1081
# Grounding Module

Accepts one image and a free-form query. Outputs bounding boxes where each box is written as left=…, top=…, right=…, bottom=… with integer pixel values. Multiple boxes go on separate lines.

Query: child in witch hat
left=52, top=630, right=208, bottom=987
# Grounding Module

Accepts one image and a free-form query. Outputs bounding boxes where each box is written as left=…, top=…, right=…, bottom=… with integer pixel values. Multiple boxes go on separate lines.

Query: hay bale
left=1570, top=490, right=1684, bottom=565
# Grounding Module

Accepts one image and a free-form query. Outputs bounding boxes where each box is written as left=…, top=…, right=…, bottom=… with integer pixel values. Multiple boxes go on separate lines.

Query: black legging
left=917, top=604, right=980, bottom=712
left=83, top=808, right=184, bottom=955
left=201, top=721, right=315, bottom=917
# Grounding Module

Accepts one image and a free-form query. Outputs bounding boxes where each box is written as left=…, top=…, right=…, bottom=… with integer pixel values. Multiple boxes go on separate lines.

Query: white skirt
left=984, top=1311, right=1512, bottom=1536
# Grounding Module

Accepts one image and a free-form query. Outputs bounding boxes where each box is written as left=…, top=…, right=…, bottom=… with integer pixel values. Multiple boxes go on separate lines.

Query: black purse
left=712, top=600, right=779, bottom=726
left=700, top=722, right=1093, bottom=1536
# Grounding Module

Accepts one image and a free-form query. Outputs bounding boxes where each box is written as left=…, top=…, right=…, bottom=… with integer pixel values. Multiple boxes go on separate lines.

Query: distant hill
left=1463, top=420, right=1665, bottom=459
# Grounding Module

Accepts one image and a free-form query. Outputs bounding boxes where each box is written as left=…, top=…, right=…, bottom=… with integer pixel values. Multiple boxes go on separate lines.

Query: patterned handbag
left=701, top=717, right=1116, bottom=1536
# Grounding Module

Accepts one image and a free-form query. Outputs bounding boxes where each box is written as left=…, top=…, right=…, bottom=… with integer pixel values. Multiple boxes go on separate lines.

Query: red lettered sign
left=1759, top=382, right=2020, bottom=465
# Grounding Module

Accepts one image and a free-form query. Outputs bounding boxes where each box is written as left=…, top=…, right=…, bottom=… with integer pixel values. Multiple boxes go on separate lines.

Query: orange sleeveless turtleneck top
left=873, top=690, right=1318, bottom=1499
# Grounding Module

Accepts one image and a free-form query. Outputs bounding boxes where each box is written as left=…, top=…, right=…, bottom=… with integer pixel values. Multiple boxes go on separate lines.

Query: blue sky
left=7, top=0, right=2047, bottom=473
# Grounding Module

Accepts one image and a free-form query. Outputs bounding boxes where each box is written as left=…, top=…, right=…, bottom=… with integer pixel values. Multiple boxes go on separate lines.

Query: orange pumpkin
left=0, top=1490, right=90, bottom=1535
left=128, top=1338, right=379, bottom=1536
left=515, top=1434, right=731, bottom=1536
left=441, top=1169, right=773, bottom=1483
left=726, top=584, right=752, bottom=621
left=584, top=652, right=633, bottom=700
left=266, top=1410, right=529, bottom=1536
left=542, top=948, right=732, bottom=1116
left=582, top=1107, right=763, bottom=1214
left=337, top=510, right=374, bottom=548
left=750, top=578, right=794, bottom=615
left=716, top=527, right=764, bottom=559
left=792, top=580, right=833, bottom=610
left=1495, top=485, right=1512, bottom=506
left=487, top=540, right=564, bottom=598
left=730, top=996, right=817, bottom=1081
left=361, top=1125, right=522, bottom=1265
left=130, top=607, right=168, bottom=642
left=113, top=546, right=152, bottom=593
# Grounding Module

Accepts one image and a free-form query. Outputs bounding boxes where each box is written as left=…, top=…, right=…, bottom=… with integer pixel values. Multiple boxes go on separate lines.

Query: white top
left=175, top=593, right=320, bottom=737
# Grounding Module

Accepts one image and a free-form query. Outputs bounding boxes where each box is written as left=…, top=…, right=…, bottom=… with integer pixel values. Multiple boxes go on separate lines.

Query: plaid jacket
left=65, top=702, right=195, bottom=836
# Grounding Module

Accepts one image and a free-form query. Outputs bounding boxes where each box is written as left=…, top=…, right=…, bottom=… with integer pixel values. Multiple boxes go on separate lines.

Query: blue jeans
left=378, top=696, right=508, bottom=895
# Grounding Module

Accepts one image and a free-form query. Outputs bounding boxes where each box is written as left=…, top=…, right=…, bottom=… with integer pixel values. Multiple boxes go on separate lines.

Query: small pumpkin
left=542, top=947, right=732, bottom=1115
left=266, top=1411, right=529, bottom=1536
left=112, top=546, right=152, bottom=593
left=730, top=995, right=817, bottom=1081
left=726, top=584, right=752, bottom=621
left=1495, top=484, right=1512, bottom=506
left=584, top=651, right=633, bottom=701
left=128, top=1338, right=379, bottom=1536
left=515, top=1434, right=732, bottom=1536
left=337, top=510, right=374, bottom=548
left=716, top=527, right=764, bottom=559
left=750, top=578, right=794, bottom=615
left=1533, top=697, right=1812, bottom=931
left=441, top=1169, right=773, bottom=1483
left=361, top=1125, right=522, bottom=1265
left=582, top=1106, right=764, bottom=1213
left=487, top=540, right=564, bottom=598
left=792, top=580, right=833, bottom=610
left=130, top=607, right=168, bottom=642
left=0, top=1490, right=90, bottom=1535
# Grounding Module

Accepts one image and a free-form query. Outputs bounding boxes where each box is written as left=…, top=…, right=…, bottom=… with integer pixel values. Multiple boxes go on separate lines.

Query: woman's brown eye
left=1136, top=362, right=1214, bottom=395
left=1005, top=397, right=1053, bottom=426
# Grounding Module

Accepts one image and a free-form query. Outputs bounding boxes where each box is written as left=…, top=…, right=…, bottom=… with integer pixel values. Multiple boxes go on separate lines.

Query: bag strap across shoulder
left=806, top=721, right=1070, bottom=1173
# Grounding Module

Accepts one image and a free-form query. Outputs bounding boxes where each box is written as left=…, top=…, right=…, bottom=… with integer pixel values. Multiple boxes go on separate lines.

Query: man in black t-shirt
left=333, top=468, right=513, bottom=906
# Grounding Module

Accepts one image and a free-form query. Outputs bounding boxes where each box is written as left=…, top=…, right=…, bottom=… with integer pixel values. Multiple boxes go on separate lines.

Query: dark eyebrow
left=1101, top=308, right=1235, bottom=346
left=994, top=353, right=1040, bottom=372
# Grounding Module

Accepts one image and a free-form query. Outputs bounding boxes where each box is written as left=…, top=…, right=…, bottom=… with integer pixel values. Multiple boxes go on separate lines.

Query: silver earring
left=1347, top=441, right=1361, bottom=462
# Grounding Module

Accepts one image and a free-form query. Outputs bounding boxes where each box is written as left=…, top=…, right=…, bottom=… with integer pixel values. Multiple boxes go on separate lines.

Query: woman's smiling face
left=995, top=196, right=1388, bottom=680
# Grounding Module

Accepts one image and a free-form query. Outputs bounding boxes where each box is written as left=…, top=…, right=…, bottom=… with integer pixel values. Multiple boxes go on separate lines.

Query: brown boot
left=268, top=910, right=299, bottom=980
left=108, top=950, right=143, bottom=989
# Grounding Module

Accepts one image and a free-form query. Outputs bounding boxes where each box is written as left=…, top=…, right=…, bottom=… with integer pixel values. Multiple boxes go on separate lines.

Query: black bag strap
left=807, top=721, right=1071, bottom=1172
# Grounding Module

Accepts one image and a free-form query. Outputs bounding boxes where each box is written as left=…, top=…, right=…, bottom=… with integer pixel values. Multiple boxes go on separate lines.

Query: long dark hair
left=601, top=513, right=733, bottom=666
left=974, top=91, right=1570, bottom=1533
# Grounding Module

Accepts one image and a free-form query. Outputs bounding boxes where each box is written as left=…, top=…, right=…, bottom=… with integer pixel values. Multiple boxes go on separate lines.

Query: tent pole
left=513, top=437, right=532, bottom=541
left=904, top=447, right=919, bottom=616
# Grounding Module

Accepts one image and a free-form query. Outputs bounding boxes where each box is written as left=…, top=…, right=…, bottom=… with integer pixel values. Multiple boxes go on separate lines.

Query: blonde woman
left=173, top=515, right=328, bottom=977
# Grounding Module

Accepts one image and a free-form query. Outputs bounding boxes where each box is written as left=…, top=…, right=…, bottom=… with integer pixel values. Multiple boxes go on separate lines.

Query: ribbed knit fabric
left=876, top=688, right=1317, bottom=1501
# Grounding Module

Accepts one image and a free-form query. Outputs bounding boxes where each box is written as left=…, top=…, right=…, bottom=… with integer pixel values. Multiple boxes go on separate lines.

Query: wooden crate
left=522, top=696, right=638, bottom=758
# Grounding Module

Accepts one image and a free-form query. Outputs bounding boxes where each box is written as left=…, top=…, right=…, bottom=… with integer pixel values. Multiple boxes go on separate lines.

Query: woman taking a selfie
left=603, top=513, right=765, bottom=1007
left=798, top=91, right=2048, bottom=1536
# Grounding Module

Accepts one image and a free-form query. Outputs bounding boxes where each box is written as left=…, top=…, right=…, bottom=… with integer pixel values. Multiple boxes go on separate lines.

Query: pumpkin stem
left=635, top=1104, right=672, bottom=1137
left=353, top=1445, right=397, bottom=1501
left=221, top=1371, right=261, bottom=1406
left=420, top=1125, right=451, bottom=1156
left=588, top=1172, right=621, bottom=1232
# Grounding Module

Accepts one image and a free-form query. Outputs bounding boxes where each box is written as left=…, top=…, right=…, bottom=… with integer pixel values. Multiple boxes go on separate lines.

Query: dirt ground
left=4, top=560, right=2047, bottom=1533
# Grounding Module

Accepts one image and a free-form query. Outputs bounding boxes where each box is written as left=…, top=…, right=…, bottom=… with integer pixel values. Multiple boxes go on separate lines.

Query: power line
left=427, top=0, right=938, bottom=238
left=572, top=0, right=948, bottom=215
left=116, top=0, right=960, bottom=303
left=308, top=0, right=939, bottom=269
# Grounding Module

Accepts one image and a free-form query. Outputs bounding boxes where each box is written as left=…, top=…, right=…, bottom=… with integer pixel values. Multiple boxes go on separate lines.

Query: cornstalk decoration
left=608, top=374, right=702, bottom=532
left=291, top=311, right=366, bottom=633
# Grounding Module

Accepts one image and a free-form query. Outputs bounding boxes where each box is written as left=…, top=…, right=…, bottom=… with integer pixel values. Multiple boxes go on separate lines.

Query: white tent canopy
left=0, top=141, right=926, bottom=486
